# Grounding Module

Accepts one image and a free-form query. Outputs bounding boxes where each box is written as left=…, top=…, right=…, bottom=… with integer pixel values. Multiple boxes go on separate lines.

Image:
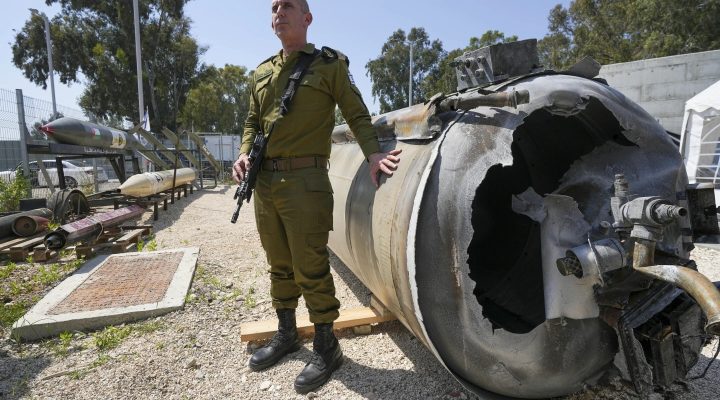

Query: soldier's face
left=271, top=0, right=312, bottom=41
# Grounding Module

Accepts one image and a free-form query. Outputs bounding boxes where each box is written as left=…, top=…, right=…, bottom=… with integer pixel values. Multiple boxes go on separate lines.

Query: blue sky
left=1, top=0, right=571, bottom=115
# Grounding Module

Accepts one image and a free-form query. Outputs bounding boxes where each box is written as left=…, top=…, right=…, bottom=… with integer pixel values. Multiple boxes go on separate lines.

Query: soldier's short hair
left=298, top=0, right=310, bottom=13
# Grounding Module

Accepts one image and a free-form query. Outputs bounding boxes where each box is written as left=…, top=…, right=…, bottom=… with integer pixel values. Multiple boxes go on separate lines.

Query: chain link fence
left=0, top=88, right=121, bottom=203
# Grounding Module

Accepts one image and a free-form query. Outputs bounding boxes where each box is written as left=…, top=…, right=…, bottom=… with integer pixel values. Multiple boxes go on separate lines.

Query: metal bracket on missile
left=160, top=128, right=202, bottom=169
left=185, top=130, right=222, bottom=173
left=129, top=125, right=174, bottom=170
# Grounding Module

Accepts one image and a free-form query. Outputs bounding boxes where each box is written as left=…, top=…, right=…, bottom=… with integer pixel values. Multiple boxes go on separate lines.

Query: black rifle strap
left=279, top=49, right=321, bottom=117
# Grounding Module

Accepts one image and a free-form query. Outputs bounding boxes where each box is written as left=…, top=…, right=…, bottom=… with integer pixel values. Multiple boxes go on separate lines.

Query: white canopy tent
left=680, top=80, right=720, bottom=201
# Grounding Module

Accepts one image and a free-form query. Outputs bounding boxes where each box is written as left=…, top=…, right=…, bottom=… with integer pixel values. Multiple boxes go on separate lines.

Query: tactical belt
left=262, top=156, right=328, bottom=171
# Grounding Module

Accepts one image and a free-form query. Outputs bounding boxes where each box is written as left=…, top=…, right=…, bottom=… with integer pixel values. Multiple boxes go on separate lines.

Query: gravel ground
left=1, top=185, right=719, bottom=399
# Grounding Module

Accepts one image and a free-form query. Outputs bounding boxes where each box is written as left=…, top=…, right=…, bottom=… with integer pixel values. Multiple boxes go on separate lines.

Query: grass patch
left=44, top=331, right=74, bottom=358
left=92, top=326, right=133, bottom=351
left=0, top=301, right=27, bottom=329
left=33, top=264, right=63, bottom=286
left=244, top=286, right=257, bottom=309
left=0, top=262, right=17, bottom=279
left=195, top=264, right=223, bottom=288
left=135, top=320, right=165, bottom=335
left=137, top=236, right=158, bottom=252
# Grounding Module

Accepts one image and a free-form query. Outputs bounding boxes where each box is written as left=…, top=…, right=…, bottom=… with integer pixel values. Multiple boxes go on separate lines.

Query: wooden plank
left=9, top=236, right=45, bottom=251
left=33, top=245, right=58, bottom=262
left=240, top=306, right=396, bottom=342
left=115, top=229, right=145, bottom=244
left=0, top=234, right=43, bottom=252
left=370, top=295, right=393, bottom=317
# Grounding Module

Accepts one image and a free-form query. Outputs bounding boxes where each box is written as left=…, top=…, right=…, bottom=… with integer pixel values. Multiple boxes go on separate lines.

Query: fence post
left=15, top=89, right=30, bottom=176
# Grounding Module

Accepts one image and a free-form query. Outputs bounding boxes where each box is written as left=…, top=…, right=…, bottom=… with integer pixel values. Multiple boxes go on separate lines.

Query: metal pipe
left=633, top=239, right=720, bottom=335
left=437, top=89, right=530, bottom=112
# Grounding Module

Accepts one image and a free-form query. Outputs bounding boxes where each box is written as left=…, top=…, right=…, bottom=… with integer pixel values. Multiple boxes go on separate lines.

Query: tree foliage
left=538, top=0, right=720, bottom=70
left=365, top=28, right=445, bottom=113
left=179, top=65, right=250, bottom=134
left=11, top=0, right=205, bottom=130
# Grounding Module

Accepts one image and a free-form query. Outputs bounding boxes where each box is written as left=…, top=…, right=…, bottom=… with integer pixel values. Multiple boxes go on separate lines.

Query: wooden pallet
left=240, top=295, right=396, bottom=342
left=0, top=233, right=47, bottom=262
left=76, top=225, right=153, bottom=259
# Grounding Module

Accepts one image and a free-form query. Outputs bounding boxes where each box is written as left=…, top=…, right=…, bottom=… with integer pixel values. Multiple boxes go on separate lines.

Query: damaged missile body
left=328, top=40, right=719, bottom=398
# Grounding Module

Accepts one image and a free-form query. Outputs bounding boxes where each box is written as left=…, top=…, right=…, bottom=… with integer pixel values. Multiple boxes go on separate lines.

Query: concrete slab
left=11, top=247, right=199, bottom=341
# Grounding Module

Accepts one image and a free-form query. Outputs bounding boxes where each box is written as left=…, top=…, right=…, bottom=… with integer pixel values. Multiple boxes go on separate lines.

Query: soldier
left=232, top=0, right=401, bottom=394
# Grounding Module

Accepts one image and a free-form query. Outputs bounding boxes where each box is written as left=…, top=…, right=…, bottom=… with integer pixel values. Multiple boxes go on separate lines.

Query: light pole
left=29, top=9, right=57, bottom=117
left=408, top=42, right=414, bottom=107
left=133, top=0, right=144, bottom=126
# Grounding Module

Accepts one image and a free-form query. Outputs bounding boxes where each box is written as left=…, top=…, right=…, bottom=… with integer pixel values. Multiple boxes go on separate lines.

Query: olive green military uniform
left=241, top=43, right=380, bottom=324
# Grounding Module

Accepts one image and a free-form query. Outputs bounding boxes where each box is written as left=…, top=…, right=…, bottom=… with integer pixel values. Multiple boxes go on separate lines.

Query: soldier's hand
left=368, top=149, right=402, bottom=188
left=232, top=154, right=251, bottom=184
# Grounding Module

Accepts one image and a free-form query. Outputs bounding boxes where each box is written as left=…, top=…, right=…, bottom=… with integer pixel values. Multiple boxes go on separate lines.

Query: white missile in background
left=119, top=168, right=196, bottom=197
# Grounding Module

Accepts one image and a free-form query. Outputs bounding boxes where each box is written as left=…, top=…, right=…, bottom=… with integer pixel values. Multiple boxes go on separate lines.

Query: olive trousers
left=253, top=167, right=340, bottom=324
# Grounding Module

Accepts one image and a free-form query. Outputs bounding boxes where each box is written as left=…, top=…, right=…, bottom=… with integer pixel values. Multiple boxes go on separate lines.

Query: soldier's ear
left=305, top=12, right=313, bottom=27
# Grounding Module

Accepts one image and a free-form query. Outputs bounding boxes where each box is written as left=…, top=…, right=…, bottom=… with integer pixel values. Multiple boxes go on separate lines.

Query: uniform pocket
left=300, top=173, right=334, bottom=233
left=255, top=72, right=273, bottom=101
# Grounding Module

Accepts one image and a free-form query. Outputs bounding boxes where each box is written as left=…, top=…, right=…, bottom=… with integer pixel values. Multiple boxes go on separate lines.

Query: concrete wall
left=598, top=49, right=720, bottom=134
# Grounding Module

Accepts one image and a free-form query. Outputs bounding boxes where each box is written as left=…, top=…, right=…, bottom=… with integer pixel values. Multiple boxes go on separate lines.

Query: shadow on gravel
left=329, top=253, right=473, bottom=398
left=149, top=187, right=227, bottom=235
left=682, top=349, right=720, bottom=398
left=329, top=251, right=372, bottom=306
left=0, top=352, right=52, bottom=400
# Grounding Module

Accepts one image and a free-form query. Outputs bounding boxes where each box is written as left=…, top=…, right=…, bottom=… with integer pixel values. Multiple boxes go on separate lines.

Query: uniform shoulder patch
left=321, top=46, right=350, bottom=66
left=256, top=54, right=276, bottom=68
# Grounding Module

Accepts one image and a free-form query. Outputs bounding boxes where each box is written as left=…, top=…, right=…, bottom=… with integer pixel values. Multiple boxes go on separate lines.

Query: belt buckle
left=272, top=159, right=279, bottom=171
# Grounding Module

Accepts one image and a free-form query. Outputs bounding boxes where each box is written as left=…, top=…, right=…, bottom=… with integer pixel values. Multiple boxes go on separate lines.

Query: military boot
left=248, top=308, right=302, bottom=371
left=294, top=323, right=343, bottom=394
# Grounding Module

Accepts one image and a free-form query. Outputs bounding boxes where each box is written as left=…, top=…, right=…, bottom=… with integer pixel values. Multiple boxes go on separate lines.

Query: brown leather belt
left=262, top=156, right=328, bottom=171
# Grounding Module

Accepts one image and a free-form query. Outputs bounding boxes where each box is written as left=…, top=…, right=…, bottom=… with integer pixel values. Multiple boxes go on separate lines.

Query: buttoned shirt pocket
left=254, top=71, right=273, bottom=103
left=294, top=74, right=332, bottom=113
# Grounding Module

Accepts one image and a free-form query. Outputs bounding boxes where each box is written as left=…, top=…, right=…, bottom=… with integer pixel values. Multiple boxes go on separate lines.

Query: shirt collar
left=275, top=43, right=316, bottom=64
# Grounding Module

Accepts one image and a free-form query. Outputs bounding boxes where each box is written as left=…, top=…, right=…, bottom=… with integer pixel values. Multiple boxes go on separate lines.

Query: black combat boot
left=248, top=308, right=301, bottom=371
left=294, top=323, right=343, bottom=394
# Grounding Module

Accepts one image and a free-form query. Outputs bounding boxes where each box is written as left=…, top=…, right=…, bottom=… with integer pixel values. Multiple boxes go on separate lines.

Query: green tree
left=366, top=27, right=445, bottom=113
left=179, top=64, right=251, bottom=134
left=538, top=0, right=720, bottom=70
left=424, top=30, right=519, bottom=96
left=11, top=0, right=205, bottom=130
left=334, top=107, right=346, bottom=126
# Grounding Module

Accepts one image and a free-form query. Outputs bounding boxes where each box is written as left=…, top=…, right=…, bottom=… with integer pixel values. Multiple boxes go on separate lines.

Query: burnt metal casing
left=327, top=72, right=692, bottom=398
left=453, top=39, right=540, bottom=90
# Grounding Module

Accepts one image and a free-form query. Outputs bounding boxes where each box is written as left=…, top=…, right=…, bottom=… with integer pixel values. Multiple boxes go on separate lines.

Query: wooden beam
left=240, top=305, right=396, bottom=342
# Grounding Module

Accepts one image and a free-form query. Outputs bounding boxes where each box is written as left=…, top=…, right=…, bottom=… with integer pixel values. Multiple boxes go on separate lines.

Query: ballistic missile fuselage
left=40, top=117, right=139, bottom=150
left=326, top=39, right=719, bottom=398
left=118, top=168, right=196, bottom=197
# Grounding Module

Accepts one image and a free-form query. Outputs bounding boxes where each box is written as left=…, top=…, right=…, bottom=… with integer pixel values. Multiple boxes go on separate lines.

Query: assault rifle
left=230, top=132, right=268, bottom=223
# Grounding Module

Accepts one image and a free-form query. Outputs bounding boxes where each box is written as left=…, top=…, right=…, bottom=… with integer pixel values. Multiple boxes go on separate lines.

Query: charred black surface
left=468, top=98, right=633, bottom=333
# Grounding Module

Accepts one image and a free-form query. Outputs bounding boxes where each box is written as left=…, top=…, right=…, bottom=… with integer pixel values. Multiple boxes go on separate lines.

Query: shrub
left=0, top=171, right=31, bottom=212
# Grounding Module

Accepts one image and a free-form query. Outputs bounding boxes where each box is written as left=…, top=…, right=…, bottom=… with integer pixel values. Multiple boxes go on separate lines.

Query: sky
left=0, top=0, right=571, bottom=115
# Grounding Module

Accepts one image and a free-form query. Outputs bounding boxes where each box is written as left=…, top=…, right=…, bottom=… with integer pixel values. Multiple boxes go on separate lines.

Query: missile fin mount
left=453, top=39, right=542, bottom=90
